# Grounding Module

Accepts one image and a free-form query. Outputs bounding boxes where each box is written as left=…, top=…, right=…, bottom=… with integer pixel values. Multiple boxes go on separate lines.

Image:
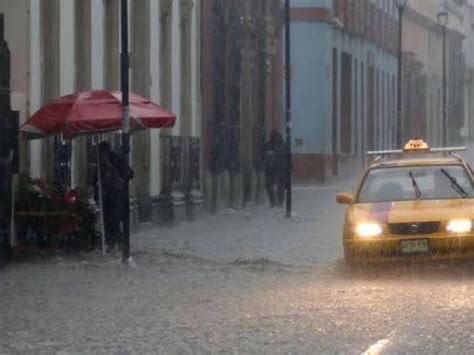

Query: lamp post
left=395, top=0, right=407, bottom=148
left=284, top=0, right=293, bottom=218
left=121, top=0, right=131, bottom=263
left=437, top=11, right=448, bottom=146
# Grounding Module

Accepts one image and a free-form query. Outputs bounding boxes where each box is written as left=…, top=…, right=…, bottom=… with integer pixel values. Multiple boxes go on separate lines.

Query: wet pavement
left=2, top=183, right=474, bottom=354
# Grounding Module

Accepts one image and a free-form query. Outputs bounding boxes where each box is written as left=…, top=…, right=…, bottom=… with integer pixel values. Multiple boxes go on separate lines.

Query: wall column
left=179, top=0, right=194, bottom=206
left=58, top=0, right=75, bottom=188
left=28, top=0, right=42, bottom=178
left=104, top=0, right=120, bottom=91
left=73, top=0, right=92, bottom=188
left=40, top=0, right=60, bottom=181
left=131, top=0, right=152, bottom=222
left=160, top=0, right=173, bottom=112
left=90, top=0, right=104, bottom=90
left=155, top=0, right=174, bottom=224
left=239, top=1, right=255, bottom=207
left=179, top=0, right=193, bottom=138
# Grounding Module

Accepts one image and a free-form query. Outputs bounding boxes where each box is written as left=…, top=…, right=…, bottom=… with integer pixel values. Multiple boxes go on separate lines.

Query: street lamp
left=395, top=0, right=407, bottom=148
left=284, top=0, right=293, bottom=218
left=438, top=11, right=448, bottom=146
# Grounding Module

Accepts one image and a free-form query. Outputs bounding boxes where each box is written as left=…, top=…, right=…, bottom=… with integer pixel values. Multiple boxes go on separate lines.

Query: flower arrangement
left=15, top=175, right=99, bottom=251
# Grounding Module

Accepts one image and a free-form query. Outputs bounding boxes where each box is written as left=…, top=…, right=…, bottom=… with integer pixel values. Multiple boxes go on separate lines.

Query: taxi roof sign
left=367, top=139, right=466, bottom=157
left=403, top=139, right=429, bottom=151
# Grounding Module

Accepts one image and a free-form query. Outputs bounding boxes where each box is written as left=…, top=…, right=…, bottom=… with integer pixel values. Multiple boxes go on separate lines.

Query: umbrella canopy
left=21, top=90, right=176, bottom=139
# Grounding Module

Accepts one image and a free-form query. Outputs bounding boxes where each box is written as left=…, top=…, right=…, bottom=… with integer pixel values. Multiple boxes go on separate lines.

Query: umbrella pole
left=96, top=137, right=106, bottom=256
left=121, top=0, right=131, bottom=263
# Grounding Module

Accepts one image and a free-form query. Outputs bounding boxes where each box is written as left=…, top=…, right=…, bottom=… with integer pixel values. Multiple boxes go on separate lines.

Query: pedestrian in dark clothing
left=97, top=141, right=133, bottom=252
left=264, top=129, right=289, bottom=207
left=0, top=149, right=13, bottom=260
left=108, top=148, right=134, bottom=240
left=97, top=142, right=121, bottom=251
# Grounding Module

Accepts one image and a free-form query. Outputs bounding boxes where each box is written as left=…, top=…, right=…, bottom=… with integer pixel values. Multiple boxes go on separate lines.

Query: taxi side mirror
left=336, top=193, right=354, bottom=205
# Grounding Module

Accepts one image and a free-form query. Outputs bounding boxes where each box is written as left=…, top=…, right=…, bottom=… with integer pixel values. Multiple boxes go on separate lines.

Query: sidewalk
left=0, top=183, right=350, bottom=354
left=132, top=184, right=350, bottom=269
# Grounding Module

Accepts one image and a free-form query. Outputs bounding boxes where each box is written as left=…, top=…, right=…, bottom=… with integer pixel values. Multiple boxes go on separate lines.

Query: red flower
left=64, top=189, right=78, bottom=206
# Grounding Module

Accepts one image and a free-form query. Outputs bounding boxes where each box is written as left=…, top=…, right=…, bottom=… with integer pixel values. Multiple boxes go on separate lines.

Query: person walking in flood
left=97, top=142, right=121, bottom=252
left=108, top=145, right=134, bottom=244
left=97, top=141, right=133, bottom=252
left=264, top=129, right=289, bottom=208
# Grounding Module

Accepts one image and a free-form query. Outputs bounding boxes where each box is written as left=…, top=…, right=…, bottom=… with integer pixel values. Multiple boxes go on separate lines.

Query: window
left=358, top=165, right=473, bottom=203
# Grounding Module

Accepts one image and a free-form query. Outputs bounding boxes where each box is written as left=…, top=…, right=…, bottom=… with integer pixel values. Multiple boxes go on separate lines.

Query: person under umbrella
left=96, top=141, right=134, bottom=252
left=21, top=90, right=175, bottom=255
left=107, top=143, right=134, bottom=248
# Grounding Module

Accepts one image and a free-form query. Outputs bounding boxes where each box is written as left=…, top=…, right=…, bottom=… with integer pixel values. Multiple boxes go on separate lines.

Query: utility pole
left=121, top=0, right=131, bottom=263
left=442, top=25, right=447, bottom=146
left=395, top=0, right=407, bottom=148
left=284, top=0, right=293, bottom=218
left=437, top=11, right=448, bottom=146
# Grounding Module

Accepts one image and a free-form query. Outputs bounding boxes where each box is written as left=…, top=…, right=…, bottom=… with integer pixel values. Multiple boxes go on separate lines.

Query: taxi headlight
left=356, top=223, right=383, bottom=238
left=446, top=220, right=472, bottom=233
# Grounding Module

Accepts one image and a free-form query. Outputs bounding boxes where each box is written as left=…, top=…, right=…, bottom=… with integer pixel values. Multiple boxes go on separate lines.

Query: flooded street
left=2, top=184, right=474, bottom=354
left=3, top=0, right=474, bottom=353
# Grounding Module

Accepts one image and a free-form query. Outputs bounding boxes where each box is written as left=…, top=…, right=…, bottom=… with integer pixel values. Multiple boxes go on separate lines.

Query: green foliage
left=15, top=175, right=43, bottom=211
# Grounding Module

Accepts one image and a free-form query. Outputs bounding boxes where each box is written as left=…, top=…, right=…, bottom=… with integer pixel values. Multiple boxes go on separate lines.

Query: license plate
left=401, top=239, right=429, bottom=254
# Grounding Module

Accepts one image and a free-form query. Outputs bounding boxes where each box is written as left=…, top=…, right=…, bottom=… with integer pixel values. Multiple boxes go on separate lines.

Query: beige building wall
left=403, top=18, right=429, bottom=62
left=461, top=1, right=474, bottom=140
left=2, top=0, right=202, bottom=219
left=403, top=0, right=465, bottom=146
left=410, top=0, right=464, bottom=29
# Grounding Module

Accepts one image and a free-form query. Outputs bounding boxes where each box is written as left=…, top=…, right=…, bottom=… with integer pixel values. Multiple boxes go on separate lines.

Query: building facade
left=402, top=0, right=466, bottom=147
left=290, top=0, right=399, bottom=183
left=201, top=0, right=285, bottom=211
left=461, top=0, right=474, bottom=142
left=1, top=0, right=202, bottom=225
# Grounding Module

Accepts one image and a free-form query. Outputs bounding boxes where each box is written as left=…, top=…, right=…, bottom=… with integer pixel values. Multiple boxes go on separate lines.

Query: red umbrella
left=21, top=90, right=176, bottom=139
left=20, top=90, right=176, bottom=255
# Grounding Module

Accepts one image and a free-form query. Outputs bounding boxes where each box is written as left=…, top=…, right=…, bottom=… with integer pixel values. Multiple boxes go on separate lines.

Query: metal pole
left=95, top=138, right=106, bottom=256
left=442, top=25, right=447, bottom=146
left=396, top=6, right=404, bottom=148
left=121, top=0, right=131, bottom=262
left=285, top=0, right=293, bottom=218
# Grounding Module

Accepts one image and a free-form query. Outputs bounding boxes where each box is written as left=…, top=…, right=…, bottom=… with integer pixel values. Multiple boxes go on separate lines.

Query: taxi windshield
left=358, top=165, right=473, bottom=203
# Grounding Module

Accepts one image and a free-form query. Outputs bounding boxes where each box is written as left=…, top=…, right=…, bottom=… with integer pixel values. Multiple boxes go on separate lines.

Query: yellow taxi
left=336, top=139, right=474, bottom=264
